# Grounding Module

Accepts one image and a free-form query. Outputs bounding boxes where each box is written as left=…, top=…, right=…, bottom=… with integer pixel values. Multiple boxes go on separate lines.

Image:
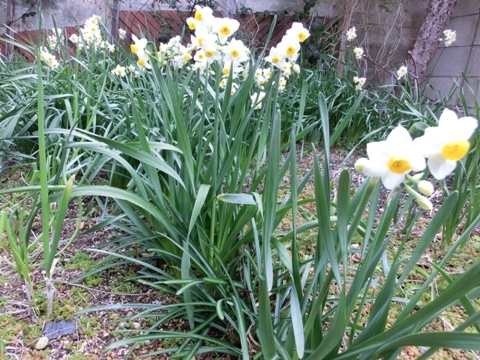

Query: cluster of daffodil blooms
left=68, top=15, right=116, bottom=52
left=345, top=26, right=368, bottom=90
left=38, top=27, right=65, bottom=69
left=443, top=29, right=457, bottom=47
left=355, top=109, right=478, bottom=210
left=37, top=7, right=310, bottom=104
left=38, top=47, right=60, bottom=69
left=353, top=76, right=366, bottom=91
left=123, top=5, right=309, bottom=108
left=396, top=65, right=407, bottom=80
left=37, top=15, right=117, bottom=70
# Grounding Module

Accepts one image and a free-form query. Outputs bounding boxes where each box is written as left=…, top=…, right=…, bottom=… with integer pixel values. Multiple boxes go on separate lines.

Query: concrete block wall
left=425, top=0, right=480, bottom=108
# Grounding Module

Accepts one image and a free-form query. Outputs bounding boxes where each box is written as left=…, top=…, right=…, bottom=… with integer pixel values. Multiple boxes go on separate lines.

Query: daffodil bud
left=293, top=64, right=300, bottom=74
left=418, top=180, right=434, bottom=196
left=411, top=173, right=424, bottom=181
left=416, top=195, right=433, bottom=211
left=355, top=158, right=369, bottom=173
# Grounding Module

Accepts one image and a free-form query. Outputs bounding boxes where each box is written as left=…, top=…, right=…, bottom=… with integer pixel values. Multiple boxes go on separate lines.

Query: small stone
left=35, top=336, right=49, bottom=350
left=132, top=322, right=141, bottom=329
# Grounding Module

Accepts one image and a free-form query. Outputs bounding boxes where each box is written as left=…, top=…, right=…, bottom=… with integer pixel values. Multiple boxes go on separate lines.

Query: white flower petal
left=427, top=154, right=457, bottom=180
left=366, top=141, right=390, bottom=162
left=386, top=125, right=412, bottom=145
left=407, top=153, right=426, bottom=172
left=382, top=172, right=404, bottom=190
left=438, top=108, right=458, bottom=127
left=362, top=160, right=388, bottom=178
left=455, top=116, right=478, bottom=140
left=413, top=135, right=444, bottom=157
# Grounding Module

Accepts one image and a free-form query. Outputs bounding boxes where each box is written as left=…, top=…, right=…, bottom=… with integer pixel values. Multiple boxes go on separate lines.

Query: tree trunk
left=407, top=0, right=457, bottom=84
left=337, top=0, right=358, bottom=77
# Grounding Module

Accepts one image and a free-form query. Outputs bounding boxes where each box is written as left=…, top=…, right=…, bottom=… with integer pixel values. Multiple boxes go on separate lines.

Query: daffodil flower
left=221, top=39, right=249, bottom=64
left=346, top=27, right=357, bottom=41
left=201, top=39, right=222, bottom=64
left=191, top=5, right=214, bottom=34
left=131, top=34, right=148, bottom=58
left=118, top=28, right=127, bottom=40
left=396, top=65, right=407, bottom=80
left=353, top=76, right=366, bottom=91
left=111, top=64, right=127, bottom=77
left=413, top=109, right=478, bottom=179
left=69, top=34, right=79, bottom=44
left=137, top=53, right=152, bottom=70
left=362, top=125, right=426, bottom=189
left=443, top=29, right=457, bottom=47
left=186, top=17, right=198, bottom=31
left=353, top=47, right=364, bottom=60
left=265, top=46, right=286, bottom=69
left=286, top=22, right=310, bottom=43
left=278, top=36, right=301, bottom=61
left=251, top=91, right=266, bottom=109
left=217, top=18, right=240, bottom=44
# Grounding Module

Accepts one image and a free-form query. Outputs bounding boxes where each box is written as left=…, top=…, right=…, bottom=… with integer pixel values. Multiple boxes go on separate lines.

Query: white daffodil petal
left=407, top=153, right=427, bottom=172
left=362, top=161, right=388, bottom=178
left=386, top=125, right=413, bottom=144
left=438, top=108, right=458, bottom=127
left=366, top=141, right=390, bottom=161
left=456, top=116, right=479, bottom=139
left=414, top=135, right=444, bottom=157
left=427, top=154, right=456, bottom=180
left=382, top=172, right=404, bottom=190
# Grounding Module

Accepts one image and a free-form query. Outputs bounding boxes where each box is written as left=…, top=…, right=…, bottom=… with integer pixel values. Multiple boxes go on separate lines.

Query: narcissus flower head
left=217, top=18, right=240, bottom=43
left=346, top=27, right=357, bottom=41
left=286, top=22, right=310, bottom=43
left=353, top=76, right=366, bottom=91
left=111, top=64, right=126, bottom=77
left=118, top=28, right=126, bottom=40
left=396, top=65, right=407, bottom=80
left=362, top=125, right=426, bottom=189
left=277, top=35, right=301, bottom=61
left=265, top=46, right=286, bottom=69
left=222, top=39, right=249, bottom=63
left=353, top=47, right=364, bottom=60
left=131, top=34, right=148, bottom=58
left=413, top=109, right=478, bottom=179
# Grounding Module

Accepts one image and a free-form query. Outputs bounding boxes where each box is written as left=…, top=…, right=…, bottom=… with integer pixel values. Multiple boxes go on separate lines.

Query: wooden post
left=110, top=0, right=120, bottom=40
left=5, top=0, right=15, bottom=56
left=226, top=0, right=236, bottom=17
